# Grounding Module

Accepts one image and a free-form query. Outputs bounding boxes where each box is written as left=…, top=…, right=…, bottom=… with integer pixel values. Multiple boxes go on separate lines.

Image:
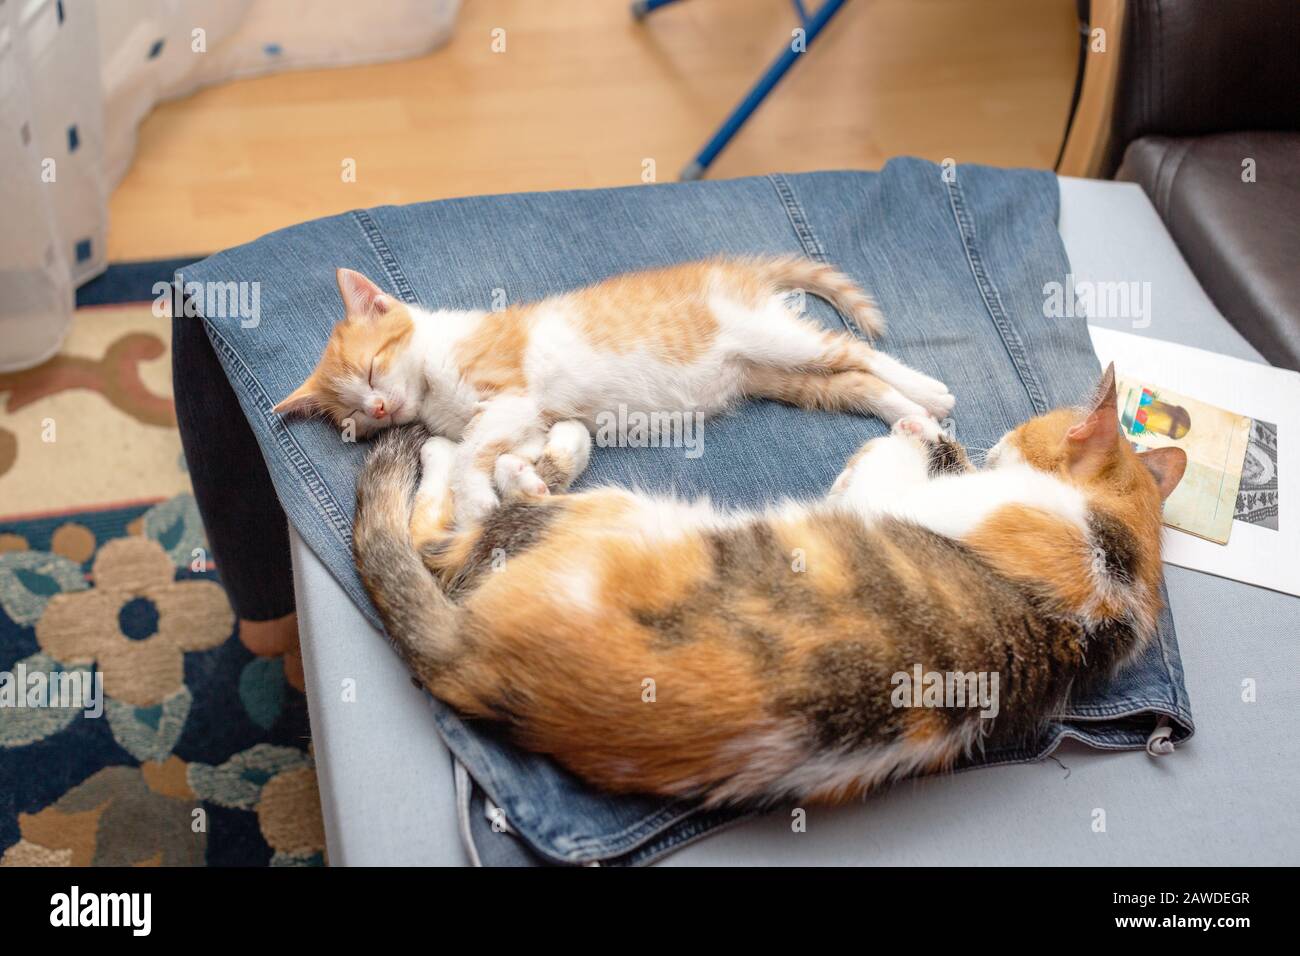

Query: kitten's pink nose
left=371, top=400, right=387, bottom=419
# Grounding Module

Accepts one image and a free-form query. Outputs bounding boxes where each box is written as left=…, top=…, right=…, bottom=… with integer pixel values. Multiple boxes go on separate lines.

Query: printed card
left=1116, top=377, right=1251, bottom=544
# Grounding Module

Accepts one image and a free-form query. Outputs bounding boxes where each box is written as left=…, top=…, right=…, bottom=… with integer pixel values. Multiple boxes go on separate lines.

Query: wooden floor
left=108, top=0, right=1078, bottom=260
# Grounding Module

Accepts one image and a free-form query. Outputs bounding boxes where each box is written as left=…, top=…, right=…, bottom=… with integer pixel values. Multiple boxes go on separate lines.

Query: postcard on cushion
left=1089, top=326, right=1300, bottom=597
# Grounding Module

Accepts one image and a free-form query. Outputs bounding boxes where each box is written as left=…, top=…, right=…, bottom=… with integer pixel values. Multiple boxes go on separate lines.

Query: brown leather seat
left=1118, top=131, right=1300, bottom=371
left=1069, top=0, right=1300, bottom=370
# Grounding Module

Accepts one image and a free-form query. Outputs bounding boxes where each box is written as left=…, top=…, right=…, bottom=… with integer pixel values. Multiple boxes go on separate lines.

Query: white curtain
left=0, top=0, right=461, bottom=372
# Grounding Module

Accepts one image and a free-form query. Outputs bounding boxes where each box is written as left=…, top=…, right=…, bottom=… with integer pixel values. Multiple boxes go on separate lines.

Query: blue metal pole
left=631, top=0, right=685, bottom=20
left=679, top=0, right=849, bottom=180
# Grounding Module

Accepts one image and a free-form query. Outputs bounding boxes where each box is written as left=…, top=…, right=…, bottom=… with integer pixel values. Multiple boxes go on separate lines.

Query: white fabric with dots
left=0, top=0, right=460, bottom=372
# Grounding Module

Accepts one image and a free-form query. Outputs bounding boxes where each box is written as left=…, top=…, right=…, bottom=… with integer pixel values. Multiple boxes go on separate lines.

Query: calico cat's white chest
left=886, top=466, right=1090, bottom=539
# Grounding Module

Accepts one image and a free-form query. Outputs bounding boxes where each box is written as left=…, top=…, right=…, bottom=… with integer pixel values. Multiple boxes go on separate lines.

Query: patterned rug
left=0, top=262, right=325, bottom=866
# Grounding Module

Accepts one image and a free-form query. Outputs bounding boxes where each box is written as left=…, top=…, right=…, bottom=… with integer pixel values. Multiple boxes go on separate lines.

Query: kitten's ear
left=1137, top=446, right=1187, bottom=500
left=274, top=378, right=322, bottom=418
left=337, top=268, right=394, bottom=320
left=1065, top=363, right=1119, bottom=477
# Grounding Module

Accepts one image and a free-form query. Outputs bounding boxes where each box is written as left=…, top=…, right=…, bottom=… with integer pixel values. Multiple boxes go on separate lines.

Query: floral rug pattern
left=0, top=273, right=323, bottom=867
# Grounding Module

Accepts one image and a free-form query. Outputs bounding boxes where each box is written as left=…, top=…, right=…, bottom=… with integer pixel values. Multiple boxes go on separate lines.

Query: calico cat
left=352, top=364, right=1185, bottom=807
left=276, top=257, right=954, bottom=524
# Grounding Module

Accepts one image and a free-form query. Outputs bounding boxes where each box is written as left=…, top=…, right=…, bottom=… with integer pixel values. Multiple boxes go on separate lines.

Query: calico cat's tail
left=759, top=255, right=886, bottom=338
left=353, top=425, right=463, bottom=687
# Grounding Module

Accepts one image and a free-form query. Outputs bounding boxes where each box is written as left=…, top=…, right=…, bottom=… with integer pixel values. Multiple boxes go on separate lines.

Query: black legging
left=172, top=311, right=295, bottom=622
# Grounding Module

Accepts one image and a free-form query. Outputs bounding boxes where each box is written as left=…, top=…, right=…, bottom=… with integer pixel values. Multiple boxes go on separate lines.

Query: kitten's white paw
left=892, top=414, right=944, bottom=443
left=544, top=420, right=592, bottom=471
left=897, top=376, right=955, bottom=419
left=522, top=474, right=549, bottom=498
left=875, top=390, right=929, bottom=425
left=868, top=354, right=956, bottom=419
left=494, top=453, right=549, bottom=499
left=916, top=387, right=956, bottom=419
left=543, top=421, right=595, bottom=478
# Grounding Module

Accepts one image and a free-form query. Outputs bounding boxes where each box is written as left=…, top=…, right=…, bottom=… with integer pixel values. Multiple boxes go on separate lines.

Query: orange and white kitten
left=276, top=258, right=954, bottom=524
left=353, top=365, right=1186, bottom=807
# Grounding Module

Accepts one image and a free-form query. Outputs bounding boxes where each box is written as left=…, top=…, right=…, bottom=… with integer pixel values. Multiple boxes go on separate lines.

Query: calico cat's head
left=985, top=363, right=1186, bottom=610
left=274, top=269, right=419, bottom=436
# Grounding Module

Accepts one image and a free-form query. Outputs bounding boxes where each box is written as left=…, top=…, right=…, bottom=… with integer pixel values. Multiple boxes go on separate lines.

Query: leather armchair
left=1062, top=0, right=1300, bottom=370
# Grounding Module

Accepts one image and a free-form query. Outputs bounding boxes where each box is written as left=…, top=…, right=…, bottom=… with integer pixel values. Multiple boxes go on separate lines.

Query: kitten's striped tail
left=353, top=425, right=462, bottom=688
left=759, top=255, right=886, bottom=338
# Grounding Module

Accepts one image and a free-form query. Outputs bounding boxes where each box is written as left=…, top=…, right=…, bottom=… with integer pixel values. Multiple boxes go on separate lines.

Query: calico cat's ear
left=337, top=268, right=394, bottom=320
left=1086, top=362, right=1118, bottom=417
left=1137, top=446, right=1187, bottom=500
left=273, top=378, right=322, bottom=417
left=1065, top=362, right=1119, bottom=477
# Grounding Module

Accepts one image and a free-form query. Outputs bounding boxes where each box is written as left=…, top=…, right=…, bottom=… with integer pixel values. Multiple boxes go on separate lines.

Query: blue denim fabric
left=179, top=159, right=1193, bottom=865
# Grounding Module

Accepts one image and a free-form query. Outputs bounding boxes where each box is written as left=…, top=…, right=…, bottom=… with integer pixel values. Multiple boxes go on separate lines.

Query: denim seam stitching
left=767, top=173, right=861, bottom=336
left=352, top=209, right=419, bottom=304
left=453, top=760, right=485, bottom=868
left=962, top=721, right=1187, bottom=769
left=620, top=812, right=755, bottom=867
left=767, top=173, right=827, bottom=260
left=1062, top=700, right=1194, bottom=732
left=943, top=176, right=1050, bottom=414
left=1154, top=609, right=1186, bottom=713
left=203, top=321, right=354, bottom=550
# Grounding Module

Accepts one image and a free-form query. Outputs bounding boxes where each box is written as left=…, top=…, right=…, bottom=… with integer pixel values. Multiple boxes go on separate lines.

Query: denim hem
left=618, top=710, right=1194, bottom=866
left=431, top=706, right=710, bottom=865
left=962, top=707, right=1194, bottom=768
left=619, top=706, right=1195, bottom=866
left=609, top=809, right=756, bottom=867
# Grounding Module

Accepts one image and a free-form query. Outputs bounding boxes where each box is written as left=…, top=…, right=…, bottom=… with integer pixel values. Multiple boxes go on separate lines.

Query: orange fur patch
left=566, top=263, right=721, bottom=364
left=744, top=367, right=890, bottom=412
left=452, top=307, right=532, bottom=394
left=964, top=505, right=1094, bottom=609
